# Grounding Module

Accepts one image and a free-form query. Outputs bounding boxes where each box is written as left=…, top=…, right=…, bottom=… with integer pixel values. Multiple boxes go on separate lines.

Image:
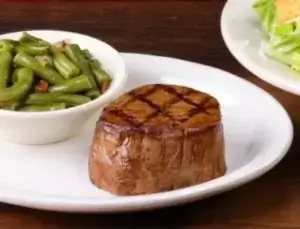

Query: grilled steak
left=89, top=84, right=226, bottom=195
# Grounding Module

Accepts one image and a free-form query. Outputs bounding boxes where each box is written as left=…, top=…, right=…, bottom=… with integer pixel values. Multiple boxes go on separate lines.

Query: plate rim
left=220, top=0, right=300, bottom=96
left=0, top=52, right=293, bottom=213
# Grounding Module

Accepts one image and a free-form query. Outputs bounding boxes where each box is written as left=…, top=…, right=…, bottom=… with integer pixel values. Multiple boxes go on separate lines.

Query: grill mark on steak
left=158, top=84, right=200, bottom=107
left=108, top=87, right=180, bottom=128
left=180, top=96, right=218, bottom=123
left=134, top=84, right=211, bottom=126
left=126, top=85, right=188, bottom=126
left=167, top=89, right=194, bottom=106
left=157, top=84, right=216, bottom=123
left=124, top=86, right=158, bottom=107
left=132, top=94, right=181, bottom=126
left=105, top=86, right=163, bottom=128
left=109, top=109, right=139, bottom=127
left=103, top=84, right=219, bottom=130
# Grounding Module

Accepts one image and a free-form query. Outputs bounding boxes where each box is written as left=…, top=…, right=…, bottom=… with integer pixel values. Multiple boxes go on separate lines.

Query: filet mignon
left=89, top=84, right=226, bottom=195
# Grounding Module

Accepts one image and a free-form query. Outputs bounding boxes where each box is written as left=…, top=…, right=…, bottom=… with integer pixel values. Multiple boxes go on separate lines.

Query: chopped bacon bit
left=36, top=80, right=48, bottom=93
left=100, top=79, right=109, bottom=94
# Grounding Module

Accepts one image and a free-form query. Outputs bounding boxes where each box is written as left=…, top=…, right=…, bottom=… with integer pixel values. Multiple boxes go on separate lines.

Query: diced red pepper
left=100, top=79, right=109, bottom=94
left=36, top=80, right=48, bottom=93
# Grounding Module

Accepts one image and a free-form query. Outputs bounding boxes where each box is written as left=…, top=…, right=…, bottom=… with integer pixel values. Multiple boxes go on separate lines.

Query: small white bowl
left=0, top=30, right=127, bottom=145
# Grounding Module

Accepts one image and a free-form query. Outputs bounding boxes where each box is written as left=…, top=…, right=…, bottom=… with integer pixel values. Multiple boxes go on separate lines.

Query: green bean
left=77, top=49, right=102, bottom=68
left=15, top=43, right=49, bottom=55
left=85, top=89, right=100, bottom=99
left=11, top=68, right=20, bottom=84
left=1, top=39, right=19, bottom=46
left=19, top=32, right=50, bottom=46
left=65, top=44, right=97, bottom=89
left=25, top=92, right=91, bottom=107
left=0, top=68, right=34, bottom=103
left=0, top=50, right=13, bottom=88
left=82, top=49, right=93, bottom=60
left=19, top=103, right=66, bottom=112
left=14, top=51, right=65, bottom=85
left=0, top=32, right=112, bottom=112
left=48, top=75, right=93, bottom=93
left=2, top=101, right=21, bottom=111
left=89, top=60, right=112, bottom=88
left=92, top=68, right=111, bottom=88
left=0, top=39, right=17, bottom=53
left=88, top=58, right=101, bottom=68
left=53, top=51, right=80, bottom=79
left=35, top=55, right=53, bottom=67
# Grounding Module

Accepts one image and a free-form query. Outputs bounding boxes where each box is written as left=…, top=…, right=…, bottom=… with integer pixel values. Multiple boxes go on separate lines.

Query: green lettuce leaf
left=253, top=0, right=300, bottom=74
left=253, top=0, right=276, bottom=33
left=261, top=41, right=293, bottom=66
left=253, top=0, right=295, bottom=39
left=291, top=52, right=300, bottom=72
left=272, top=33, right=300, bottom=53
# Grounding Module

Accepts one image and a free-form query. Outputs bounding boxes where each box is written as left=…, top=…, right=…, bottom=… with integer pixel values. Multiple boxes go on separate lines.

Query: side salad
left=253, top=0, right=300, bottom=72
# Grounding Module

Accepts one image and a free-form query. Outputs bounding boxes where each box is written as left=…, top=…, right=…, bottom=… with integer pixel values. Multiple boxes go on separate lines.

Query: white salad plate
left=0, top=53, right=293, bottom=213
left=221, top=0, right=300, bottom=95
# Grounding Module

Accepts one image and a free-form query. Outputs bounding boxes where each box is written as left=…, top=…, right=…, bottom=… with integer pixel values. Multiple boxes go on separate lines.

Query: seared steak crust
left=89, top=84, right=226, bottom=195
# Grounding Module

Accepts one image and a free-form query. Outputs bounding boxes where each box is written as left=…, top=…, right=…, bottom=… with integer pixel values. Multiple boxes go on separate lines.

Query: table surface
left=1, top=1, right=299, bottom=228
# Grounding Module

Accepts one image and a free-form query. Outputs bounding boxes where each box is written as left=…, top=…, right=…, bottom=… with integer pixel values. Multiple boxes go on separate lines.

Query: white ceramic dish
left=0, top=30, right=127, bottom=145
left=221, top=0, right=300, bottom=95
left=0, top=53, right=293, bottom=213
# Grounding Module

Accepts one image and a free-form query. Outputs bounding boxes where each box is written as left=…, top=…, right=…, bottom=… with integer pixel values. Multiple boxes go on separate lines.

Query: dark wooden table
left=0, top=1, right=299, bottom=228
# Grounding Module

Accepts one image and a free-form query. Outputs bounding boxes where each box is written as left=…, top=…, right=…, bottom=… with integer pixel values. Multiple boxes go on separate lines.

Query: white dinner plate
left=0, top=53, right=293, bottom=213
left=221, top=0, right=300, bottom=95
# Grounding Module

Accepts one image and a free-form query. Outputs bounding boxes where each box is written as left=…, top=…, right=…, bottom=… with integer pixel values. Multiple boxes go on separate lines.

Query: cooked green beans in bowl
left=0, top=30, right=127, bottom=145
left=0, top=32, right=112, bottom=112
